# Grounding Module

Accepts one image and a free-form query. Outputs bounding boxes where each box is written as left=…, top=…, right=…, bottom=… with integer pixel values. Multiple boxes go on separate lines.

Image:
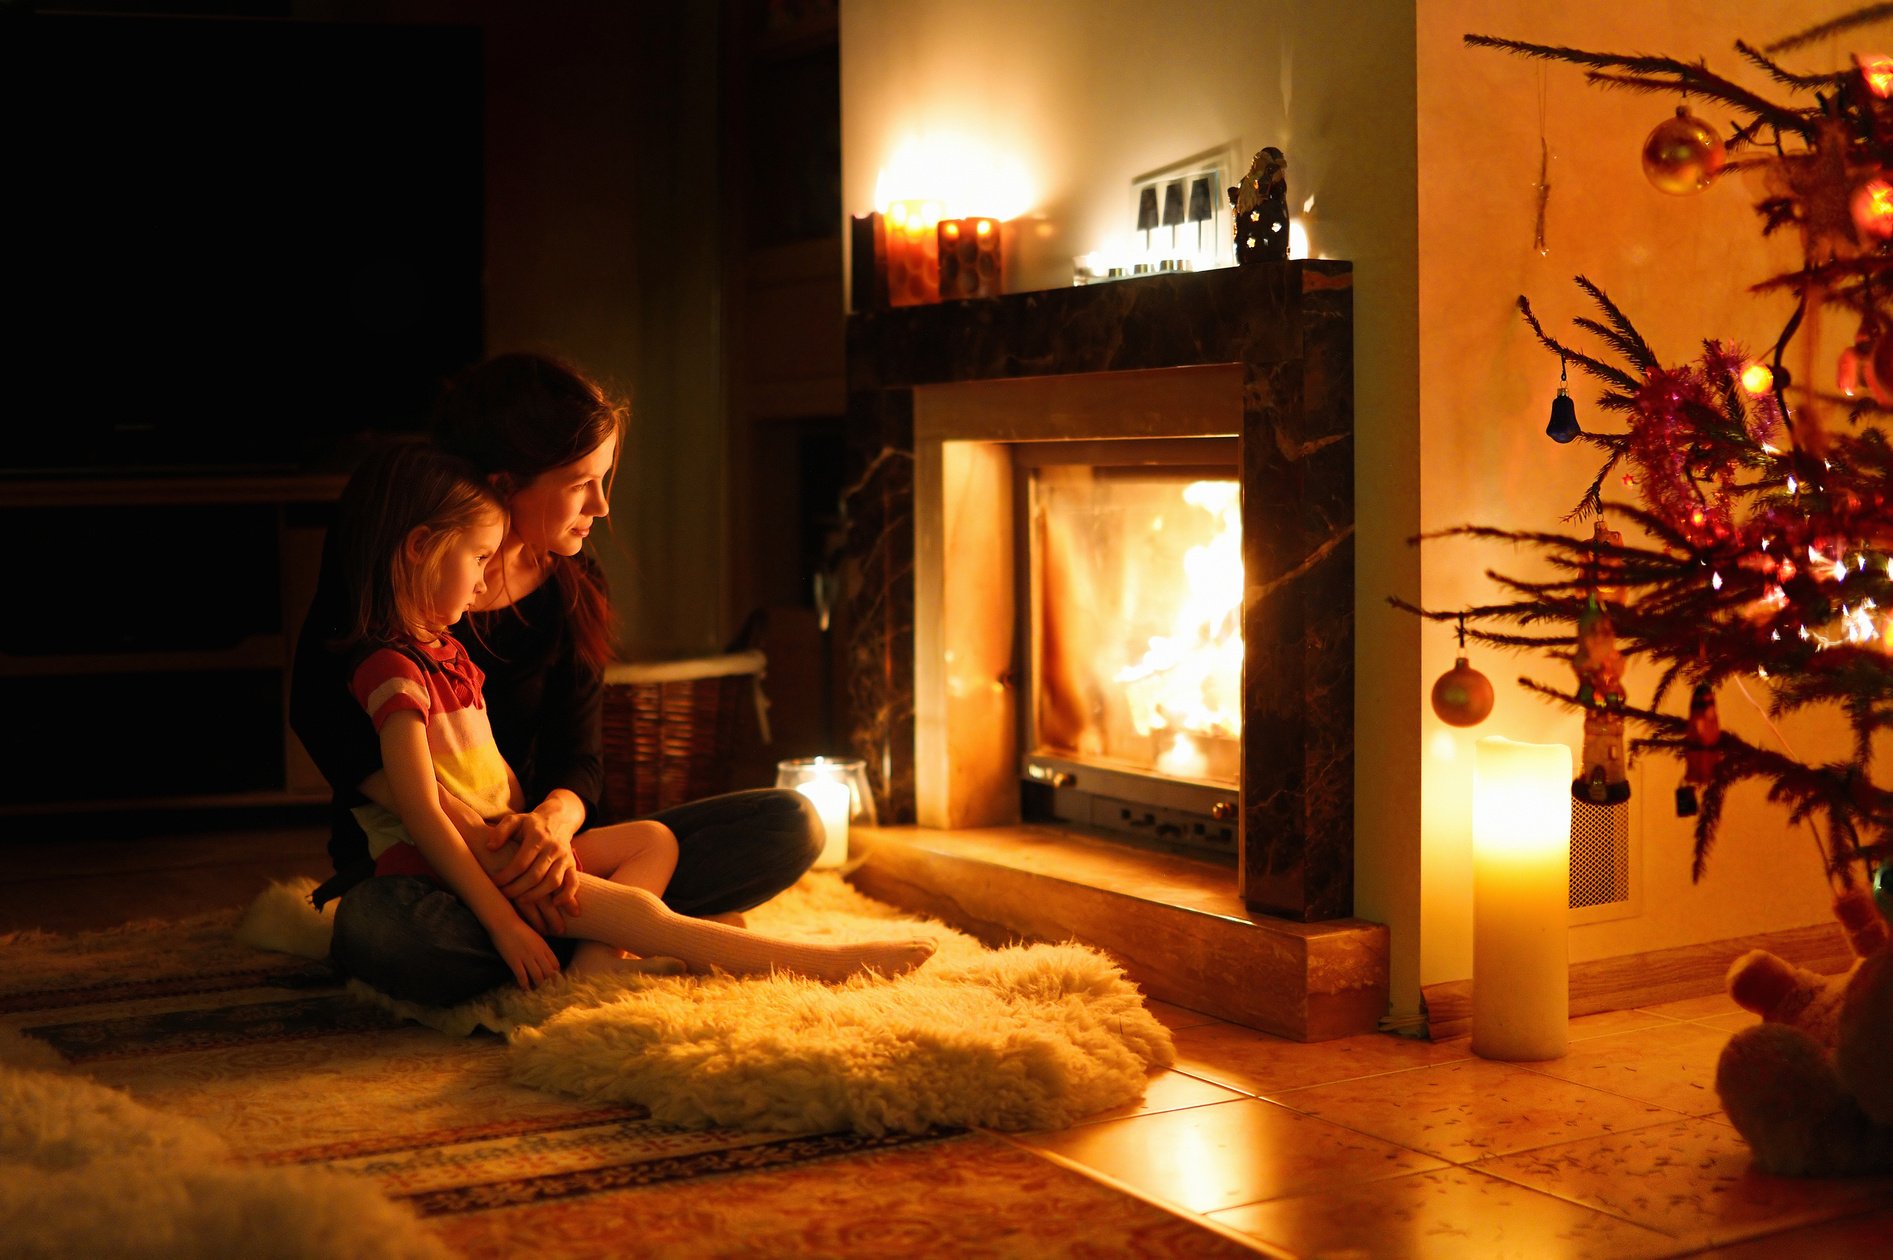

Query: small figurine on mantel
left=1229, top=146, right=1288, bottom=264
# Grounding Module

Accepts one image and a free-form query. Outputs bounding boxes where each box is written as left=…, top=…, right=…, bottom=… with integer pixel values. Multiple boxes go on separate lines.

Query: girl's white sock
left=563, top=875, right=935, bottom=983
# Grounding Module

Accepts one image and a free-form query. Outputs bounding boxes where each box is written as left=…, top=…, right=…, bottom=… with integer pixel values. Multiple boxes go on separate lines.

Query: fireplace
left=839, top=261, right=1355, bottom=924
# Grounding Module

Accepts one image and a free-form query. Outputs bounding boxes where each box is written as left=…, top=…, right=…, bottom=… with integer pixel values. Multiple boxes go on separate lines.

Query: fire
left=1113, top=480, right=1244, bottom=777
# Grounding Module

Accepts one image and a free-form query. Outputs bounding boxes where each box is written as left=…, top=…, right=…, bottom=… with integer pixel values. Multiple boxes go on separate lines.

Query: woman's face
left=506, top=435, right=616, bottom=556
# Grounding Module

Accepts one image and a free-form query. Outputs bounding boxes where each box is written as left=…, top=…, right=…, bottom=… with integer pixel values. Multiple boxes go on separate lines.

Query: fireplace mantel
left=840, top=261, right=1354, bottom=923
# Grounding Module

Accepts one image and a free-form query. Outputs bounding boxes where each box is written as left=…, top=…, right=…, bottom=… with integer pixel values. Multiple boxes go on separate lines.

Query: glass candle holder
left=775, top=756, right=877, bottom=869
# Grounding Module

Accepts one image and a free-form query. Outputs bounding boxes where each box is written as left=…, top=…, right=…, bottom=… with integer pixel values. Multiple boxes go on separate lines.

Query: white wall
left=842, top=0, right=1425, bottom=1014
left=1417, top=2, right=1840, bottom=989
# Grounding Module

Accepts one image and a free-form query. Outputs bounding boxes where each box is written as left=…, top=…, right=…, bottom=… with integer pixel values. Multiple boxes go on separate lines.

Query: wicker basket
left=600, top=650, right=767, bottom=820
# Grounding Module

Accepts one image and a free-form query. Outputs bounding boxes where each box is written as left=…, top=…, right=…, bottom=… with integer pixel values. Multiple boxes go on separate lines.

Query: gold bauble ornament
left=1642, top=106, right=1725, bottom=195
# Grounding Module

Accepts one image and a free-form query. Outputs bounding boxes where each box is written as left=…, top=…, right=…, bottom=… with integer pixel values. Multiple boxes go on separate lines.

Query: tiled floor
left=4, top=822, right=1891, bottom=1258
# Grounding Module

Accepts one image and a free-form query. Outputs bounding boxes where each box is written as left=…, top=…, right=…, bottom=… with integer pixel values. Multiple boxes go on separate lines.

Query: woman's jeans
left=329, top=788, right=822, bottom=1005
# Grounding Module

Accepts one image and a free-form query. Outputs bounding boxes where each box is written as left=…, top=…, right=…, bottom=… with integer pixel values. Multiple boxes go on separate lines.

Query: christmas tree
left=1402, top=8, right=1893, bottom=898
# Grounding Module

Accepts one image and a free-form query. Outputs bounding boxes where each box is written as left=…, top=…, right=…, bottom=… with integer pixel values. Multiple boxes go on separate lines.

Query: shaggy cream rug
left=244, top=872, right=1174, bottom=1136
left=0, top=1064, right=448, bottom=1260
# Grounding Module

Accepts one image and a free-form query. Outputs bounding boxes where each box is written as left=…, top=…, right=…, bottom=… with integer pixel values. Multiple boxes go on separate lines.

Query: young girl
left=329, top=442, right=935, bottom=992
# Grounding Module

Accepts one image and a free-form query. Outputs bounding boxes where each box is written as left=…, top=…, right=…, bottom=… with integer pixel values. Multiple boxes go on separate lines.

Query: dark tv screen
left=7, top=14, right=484, bottom=474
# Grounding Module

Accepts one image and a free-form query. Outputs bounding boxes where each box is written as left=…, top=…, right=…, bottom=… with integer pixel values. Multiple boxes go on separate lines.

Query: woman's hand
left=485, top=791, right=585, bottom=919
left=487, top=912, right=561, bottom=990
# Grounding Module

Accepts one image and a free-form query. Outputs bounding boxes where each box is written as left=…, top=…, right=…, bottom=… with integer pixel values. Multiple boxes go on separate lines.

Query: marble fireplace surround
left=837, top=262, right=1386, bottom=1037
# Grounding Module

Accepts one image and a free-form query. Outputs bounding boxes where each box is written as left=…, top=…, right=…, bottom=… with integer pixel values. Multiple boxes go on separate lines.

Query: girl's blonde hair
left=331, top=441, right=506, bottom=648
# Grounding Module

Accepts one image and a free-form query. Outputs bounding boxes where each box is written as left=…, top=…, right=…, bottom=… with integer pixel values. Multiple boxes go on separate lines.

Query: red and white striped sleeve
left=348, top=648, right=431, bottom=732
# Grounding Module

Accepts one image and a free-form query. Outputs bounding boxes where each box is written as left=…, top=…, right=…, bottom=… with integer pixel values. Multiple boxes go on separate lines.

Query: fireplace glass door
left=1018, top=438, right=1242, bottom=859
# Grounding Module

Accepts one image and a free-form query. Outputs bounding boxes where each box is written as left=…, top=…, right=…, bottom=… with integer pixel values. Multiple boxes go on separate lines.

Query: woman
left=290, top=352, right=822, bottom=1004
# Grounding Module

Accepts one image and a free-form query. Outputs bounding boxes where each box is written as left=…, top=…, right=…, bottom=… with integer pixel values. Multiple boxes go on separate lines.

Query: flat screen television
left=6, top=13, right=484, bottom=474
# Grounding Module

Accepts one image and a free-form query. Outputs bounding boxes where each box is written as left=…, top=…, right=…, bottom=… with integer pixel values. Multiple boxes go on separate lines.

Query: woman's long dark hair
left=433, top=353, right=623, bottom=670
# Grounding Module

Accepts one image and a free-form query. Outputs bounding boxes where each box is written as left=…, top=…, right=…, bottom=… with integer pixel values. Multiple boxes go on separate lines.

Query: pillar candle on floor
left=1471, top=736, right=1571, bottom=1061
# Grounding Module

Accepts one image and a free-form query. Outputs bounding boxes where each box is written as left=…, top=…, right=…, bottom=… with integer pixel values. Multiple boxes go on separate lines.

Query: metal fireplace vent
left=1570, top=797, right=1638, bottom=922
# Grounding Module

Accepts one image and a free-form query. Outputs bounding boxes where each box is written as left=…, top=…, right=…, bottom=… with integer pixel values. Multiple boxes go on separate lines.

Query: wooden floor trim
left=1420, top=918, right=1853, bottom=1041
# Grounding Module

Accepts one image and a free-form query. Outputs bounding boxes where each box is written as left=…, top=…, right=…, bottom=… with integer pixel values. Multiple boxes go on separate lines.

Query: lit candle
left=1471, top=736, right=1572, bottom=1061
left=797, top=777, right=852, bottom=869
left=937, top=216, right=1003, bottom=299
left=885, top=199, right=942, bottom=306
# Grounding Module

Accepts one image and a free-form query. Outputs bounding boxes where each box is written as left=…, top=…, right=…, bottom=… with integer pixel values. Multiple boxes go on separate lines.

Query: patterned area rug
left=0, top=900, right=1258, bottom=1257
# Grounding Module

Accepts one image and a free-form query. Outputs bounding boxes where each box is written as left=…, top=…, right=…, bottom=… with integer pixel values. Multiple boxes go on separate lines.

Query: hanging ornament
left=1532, top=69, right=1553, bottom=256
left=1585, top=520, right=1624, bottom=606
left=1675, top=683, right=1722, bottom=817
left=1872, top=334, right=1893, bottom=409
left=1840, top=332, right=1873, bottom=398
left=1546, top=355, right=1580, bottom=443
left=1573, top=595, right=1630, bottom=804
left=1641, top=105, right=1725, bottom=196
left=1431, top=615, right=1494, bottom=727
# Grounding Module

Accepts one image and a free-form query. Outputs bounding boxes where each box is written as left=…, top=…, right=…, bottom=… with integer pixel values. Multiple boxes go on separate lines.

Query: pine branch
left=1516, top=296, right=1643, bottom=392
left=1735, top=40, right=1849, bottom=89
left=1764, top=3, right=1893, bottom=55
left=1751, top=254, right=1893, bottom=294
left=1572, top=317, right=1658, bottom=372
left=1567, top=278, right=1658, bottom=365
left=1462, top=34, right=1814, bottom=137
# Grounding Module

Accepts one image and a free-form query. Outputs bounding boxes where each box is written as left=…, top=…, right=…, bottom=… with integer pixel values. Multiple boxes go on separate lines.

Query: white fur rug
left=244, top=872, right=1174, bottom=1136
left=0, top=1064, right=448, bottom=1260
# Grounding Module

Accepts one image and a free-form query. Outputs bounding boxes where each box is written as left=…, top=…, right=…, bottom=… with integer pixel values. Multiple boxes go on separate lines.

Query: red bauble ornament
left=1642, top=107, right=1725, bottom=195
left=1431, top=655, right=1494, bottom=727
left=1872, top=334, right=1893, bottom=408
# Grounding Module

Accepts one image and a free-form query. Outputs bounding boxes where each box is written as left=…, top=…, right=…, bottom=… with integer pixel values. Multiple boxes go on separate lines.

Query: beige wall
left=1417, top=2, right=1838, bottom=989
left=842, top=0, right=1425, bottom=1013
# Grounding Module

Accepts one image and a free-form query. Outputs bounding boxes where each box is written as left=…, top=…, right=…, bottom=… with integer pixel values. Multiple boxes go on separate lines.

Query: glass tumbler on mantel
left=775, top=757, right=877, bottom=869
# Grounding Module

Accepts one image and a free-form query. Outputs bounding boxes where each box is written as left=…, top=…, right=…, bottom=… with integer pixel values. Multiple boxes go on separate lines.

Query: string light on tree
left=1851, top=177, right=1893, bottom=240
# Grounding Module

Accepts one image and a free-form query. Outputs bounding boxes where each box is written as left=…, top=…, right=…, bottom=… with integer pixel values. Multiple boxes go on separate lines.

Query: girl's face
left=506, top=436, right=616, bottom=557
left=422, top=513, right=506, bottom=632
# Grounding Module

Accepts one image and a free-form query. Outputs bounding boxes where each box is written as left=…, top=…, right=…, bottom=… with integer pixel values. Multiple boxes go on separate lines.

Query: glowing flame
left=874, top=133, right=1034, bottom=221
left=1114, top=481, right=1243, bottom=777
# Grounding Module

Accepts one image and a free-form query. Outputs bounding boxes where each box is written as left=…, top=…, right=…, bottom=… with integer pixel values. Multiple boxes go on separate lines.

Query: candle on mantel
left=885, top=199, right=943, bottom=306
left=1471, top=736, right=1572, bottom=1061
left=798, top=776, right=852, bottom=869
left=937, top=216, right=1003, bottom=299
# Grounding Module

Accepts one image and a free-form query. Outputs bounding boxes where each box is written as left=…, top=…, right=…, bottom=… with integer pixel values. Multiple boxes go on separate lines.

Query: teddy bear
left=1714, top=884, right=1893, bottom=1176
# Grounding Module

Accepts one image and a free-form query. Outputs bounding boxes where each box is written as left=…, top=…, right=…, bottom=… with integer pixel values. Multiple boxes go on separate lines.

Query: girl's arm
left=357, top=769, right=568, bottom=935
left=377, top=710, right=560, bottom=990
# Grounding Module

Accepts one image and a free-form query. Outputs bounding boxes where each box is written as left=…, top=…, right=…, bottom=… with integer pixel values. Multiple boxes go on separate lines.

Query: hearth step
left=848, top=823, right=1388, bottom=1042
